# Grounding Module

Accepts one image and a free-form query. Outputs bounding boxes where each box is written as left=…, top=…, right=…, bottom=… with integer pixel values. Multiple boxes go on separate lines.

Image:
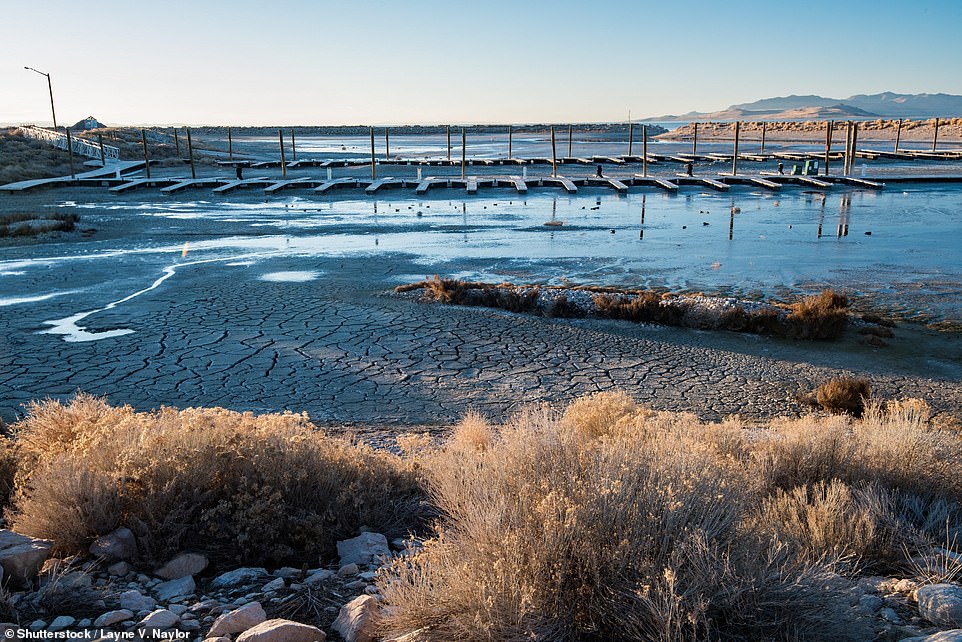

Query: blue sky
left=2, top=0, right=960, bottom=126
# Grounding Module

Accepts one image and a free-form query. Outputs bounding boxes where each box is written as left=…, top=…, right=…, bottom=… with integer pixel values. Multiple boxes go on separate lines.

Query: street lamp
left=24, top=66, right=58, bottom=131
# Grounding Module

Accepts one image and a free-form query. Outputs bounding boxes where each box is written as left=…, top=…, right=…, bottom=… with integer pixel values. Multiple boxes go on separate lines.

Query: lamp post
left=24, top=66, right=58, bottom=131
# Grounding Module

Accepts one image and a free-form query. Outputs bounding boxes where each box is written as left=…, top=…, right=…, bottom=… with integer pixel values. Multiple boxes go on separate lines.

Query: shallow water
left=1, top=184, right=960, bottom=342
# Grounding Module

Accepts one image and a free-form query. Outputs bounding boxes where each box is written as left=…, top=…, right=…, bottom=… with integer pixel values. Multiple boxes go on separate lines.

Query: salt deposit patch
left=260, top=271, right=321, bottom=282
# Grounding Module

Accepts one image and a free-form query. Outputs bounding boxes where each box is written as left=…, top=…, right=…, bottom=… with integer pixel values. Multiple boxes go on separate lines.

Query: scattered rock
left=138, top=608, right=180, bottom=631
left=48, top=616, right=75, bottom=631
left=88, top=527, right=137, bottom=562
left=337, top=533, right=390, bottom=566
left=0, top=529, right=54, bottom=587
left=93, top=610, right=134, bottom=627
left=338, top=564, right=359, bottom=577
left=236, top=618, right=326, bottom=642
left=333, top=595, right=379, bottom=642
left=156, top=552, right=209, bottom=580
left=208, top=601, right=267, bottom=637
left=305, top=569, right=334, bottom=585
left=858, top=594, right=883, bottom=613
left=902, top=630, right=962, bottom=642
left=107, top=561, right=131, bottom=576
left=154, top=575, right=195, bottom=602
left=918, top=584, right=962, bottom=627
left=262, top=577, right=285, bottom=592
left=210, top=567, right=268, bottom=589
left=119, top=589, right=156, bottom=612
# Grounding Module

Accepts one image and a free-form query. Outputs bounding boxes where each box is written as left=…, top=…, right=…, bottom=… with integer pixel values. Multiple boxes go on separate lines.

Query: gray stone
left=210, top=567, right=268, bottom=589
left=93, top=609, right=134, bottom=627
left=902, top=631, right=962, bottom=642
left=337, top=532, right=390, bottom=566
left=333, top=595, right=379, bottom=642
left=237, top=619, right=326, bottom=642
left=918, top=584, right=962, bottom=627
left=88, top=527, right=137, bottom=562
left=858, top=594, right=883, bottom=613
left=119, top=589, right=156, bottom=612
left=107, top=561, right=131, bottom=576
left=304, top=569, right=334, bottom=585
left=337, top=564, right=359, bottom=577
left=272, top=567, right=301, bottom=578
left=879, top=606, right=901, bottom=623
left=208, top=601, right=267, bottom=637
left=154, top=575, right=195, bottom=602
left=47, top=616, right=75, bottom=631
left=0, top=530, right=54, bottom=587
left=262, top=577, right=285, bottom=592
left=138, top=608, right=179, bottom=631
left=155, top=552, right=209, bottom=580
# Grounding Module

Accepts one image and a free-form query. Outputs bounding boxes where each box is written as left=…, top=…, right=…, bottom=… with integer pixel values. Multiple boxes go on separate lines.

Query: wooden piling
left=844, top=122, right=852, bottom=176
left=628, top=121, right=634, bottom=156
left=692, top=122, right=698, bottom=156
left=894, top=118, right=902, bottom=153
left=140, top=129, right=150, bottom=179
left=64, top=128, right=75, bottom=179
left=291, top=129, right=296, bottom=161
left=446, top=125, right=451, bottom=161
left=761, top=121, right=767, bottom=153
left=278, top=129, right=287, bottom=178
left=385, top=127, right=390, bottom=160
left=567, top=124, right=572, bottom=158
left=851, top=122, right=859, bottom=175
left=731, top=121, right=740, bottom=176
left=370, top=126, right=376, bottom=180
left=98, top=134, right=106, bottom=167
left=823, top=120, right=833, bottom=176
left=933, top=117, right=940, bottom=152
left=227, top=126, right=232, bottom=161
left=550, top=126, right=557, bottom=177
left=461, top=128, right=466, bottom=179
left=642, top=124, right=648, bottom=177
left=508, top=124, right=513, bottom=159
left=186, top=127, right=196, bottom=179
left=173, top=128, right=180, bottom=157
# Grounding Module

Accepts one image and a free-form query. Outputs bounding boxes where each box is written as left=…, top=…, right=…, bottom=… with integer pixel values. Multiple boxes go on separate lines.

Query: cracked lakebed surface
left=1, top=189, right=960, bottom=425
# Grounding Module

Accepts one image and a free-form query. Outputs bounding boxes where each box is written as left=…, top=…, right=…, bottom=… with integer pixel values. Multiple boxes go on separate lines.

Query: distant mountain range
left=652, top=93, right=962, bottom=121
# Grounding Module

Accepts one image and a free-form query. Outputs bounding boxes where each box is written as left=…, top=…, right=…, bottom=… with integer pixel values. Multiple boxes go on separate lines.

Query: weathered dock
left=212, top=177, right=271, bottom=193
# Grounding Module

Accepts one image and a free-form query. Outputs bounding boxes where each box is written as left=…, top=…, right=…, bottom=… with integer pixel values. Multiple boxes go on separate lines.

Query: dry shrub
left=783, top=289, right=850, bottom=340
left=8, top=394, right=428, bottom=566
left=756, top=481, right=882, bottom=567
left=753, top=400, right=962, bottom=560
left=561, top=390, right=639, bottom=439
left=592, top=292, right=683, bottom=326
left=377, top=402, right=869, bottom=642
left=816, top=376, right=871, bottom=416
left=416, top=276, right=540, bottom=313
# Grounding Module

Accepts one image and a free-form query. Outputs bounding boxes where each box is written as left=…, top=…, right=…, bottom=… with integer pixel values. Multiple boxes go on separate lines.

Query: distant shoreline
left=657, top=118, right=962, bottom=143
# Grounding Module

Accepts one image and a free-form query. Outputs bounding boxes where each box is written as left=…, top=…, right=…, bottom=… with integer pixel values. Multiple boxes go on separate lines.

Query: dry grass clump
left=782, top=289, right=850, bottom=340
left=815, top=376, right=871, bottom=416
left=0, top=130, right=77, bottom=184
left=0, top=212, right=79, bottom=238
left=7, top=394, right=428, bottom=566
left=592, top=292, right=684, bottom=326
left=377, top=395, right=884, bottom=641
left=403, top=279, right=853, bottom=341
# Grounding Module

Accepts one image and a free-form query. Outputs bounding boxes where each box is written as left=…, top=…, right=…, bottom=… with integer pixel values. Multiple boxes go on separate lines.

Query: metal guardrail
left=17, top=124, right=121, bottom=160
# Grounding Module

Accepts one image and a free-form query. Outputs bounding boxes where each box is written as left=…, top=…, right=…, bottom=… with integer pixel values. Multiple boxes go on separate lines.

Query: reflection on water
left=3, top=185, right=961, bottom=337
